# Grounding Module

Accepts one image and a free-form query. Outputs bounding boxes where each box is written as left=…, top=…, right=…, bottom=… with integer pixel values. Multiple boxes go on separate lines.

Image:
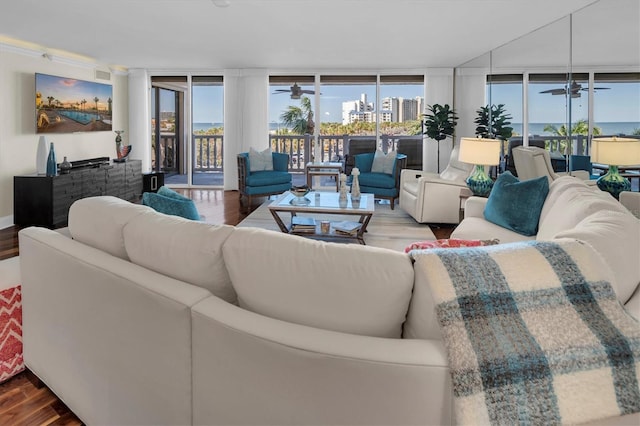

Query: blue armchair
left=237, top=152, right=292, bottom=210
left=351, top=152, right=407, bottom=210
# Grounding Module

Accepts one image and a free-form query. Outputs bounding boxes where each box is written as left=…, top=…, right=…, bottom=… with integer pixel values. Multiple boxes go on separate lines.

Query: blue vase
left=46, top=142, right=57, bottom=177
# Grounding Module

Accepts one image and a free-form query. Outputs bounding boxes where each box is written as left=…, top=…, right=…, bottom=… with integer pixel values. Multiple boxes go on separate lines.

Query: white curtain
left=128, top=69, right=151, bottom=172
left=223, top=69, right=269, bottom=190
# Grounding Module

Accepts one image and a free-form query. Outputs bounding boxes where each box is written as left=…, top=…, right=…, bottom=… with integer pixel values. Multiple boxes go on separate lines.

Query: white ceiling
left=2, top=0, right=622, bottom=71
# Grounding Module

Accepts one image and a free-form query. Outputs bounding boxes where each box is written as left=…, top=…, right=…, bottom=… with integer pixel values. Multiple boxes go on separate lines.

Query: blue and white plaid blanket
left=415, top=240, right=640, bottom=425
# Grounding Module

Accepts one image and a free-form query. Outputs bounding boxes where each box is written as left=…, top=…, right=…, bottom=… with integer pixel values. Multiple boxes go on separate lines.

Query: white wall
left=0, top=47, right=128, bottom=228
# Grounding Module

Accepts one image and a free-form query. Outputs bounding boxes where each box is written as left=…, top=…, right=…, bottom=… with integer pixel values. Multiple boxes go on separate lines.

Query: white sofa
left=453, top=177, right=640, bottom=311
left=18, top=187, right=640, bottom=425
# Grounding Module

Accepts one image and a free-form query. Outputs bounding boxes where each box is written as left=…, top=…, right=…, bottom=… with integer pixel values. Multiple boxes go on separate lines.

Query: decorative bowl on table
left=290, top=185, right=311, bottom=205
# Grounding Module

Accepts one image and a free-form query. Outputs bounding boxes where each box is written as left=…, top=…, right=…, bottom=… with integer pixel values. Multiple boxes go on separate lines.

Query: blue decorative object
left=142, top=186, right=200, bottom=220
left=46, top=142, right=57, bottom=177
left=483, top=171, right=549, bottom=236
left=466, top=165, right=493, bottom=197
left=596, top=166, right=630, bottom=200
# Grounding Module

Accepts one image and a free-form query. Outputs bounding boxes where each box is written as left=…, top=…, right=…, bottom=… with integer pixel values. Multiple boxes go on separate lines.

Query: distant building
left=342, top=94, right=374, bottom=125
left=343, top=94, right=423, bottom=124
left=382, top=96, right=423, bottom=122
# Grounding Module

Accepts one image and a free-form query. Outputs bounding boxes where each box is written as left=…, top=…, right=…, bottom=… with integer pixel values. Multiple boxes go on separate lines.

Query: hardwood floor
left=0, top=189, right=453, bottom=424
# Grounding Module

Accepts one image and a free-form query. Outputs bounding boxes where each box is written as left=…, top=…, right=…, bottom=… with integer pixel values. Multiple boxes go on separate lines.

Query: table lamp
left=591, top=136, right=640, bottom=199
left=458, top=137, right=502, bottom=197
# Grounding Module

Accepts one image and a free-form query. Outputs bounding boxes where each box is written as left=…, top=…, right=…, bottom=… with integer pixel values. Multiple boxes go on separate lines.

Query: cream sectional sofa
left=18, top=185, right=640, bottom=425
left=452, top=177, right=640, bottom=312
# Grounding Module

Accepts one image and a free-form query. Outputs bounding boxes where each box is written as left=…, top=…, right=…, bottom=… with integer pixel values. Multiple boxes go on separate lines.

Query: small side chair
left=351, top=152, right=407, bottom=209
left=237, top=152, right=292, bottom=210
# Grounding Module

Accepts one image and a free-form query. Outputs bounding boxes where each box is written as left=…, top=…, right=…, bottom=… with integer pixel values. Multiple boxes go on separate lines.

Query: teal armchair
left=351, top=152, right=407, bottom=209
left=237, top=152, right=292, bottom=210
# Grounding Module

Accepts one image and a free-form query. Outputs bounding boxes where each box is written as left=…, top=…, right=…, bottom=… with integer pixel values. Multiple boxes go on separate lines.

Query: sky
left=161, top=80, right=640, bottom=126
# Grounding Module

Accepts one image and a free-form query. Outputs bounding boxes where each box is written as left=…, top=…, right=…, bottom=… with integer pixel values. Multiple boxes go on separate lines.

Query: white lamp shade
left=592, top=137, right=640, bottom=166
left=458, top=137, right=501, bottom=166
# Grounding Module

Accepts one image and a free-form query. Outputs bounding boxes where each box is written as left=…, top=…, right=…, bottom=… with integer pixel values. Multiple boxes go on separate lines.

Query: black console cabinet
left=14, top=160, right=142, bottom=228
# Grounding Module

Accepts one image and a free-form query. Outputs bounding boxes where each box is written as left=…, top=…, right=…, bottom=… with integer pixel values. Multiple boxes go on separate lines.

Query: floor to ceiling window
left=191, top=76, right=224, bottom=186
left=151, top=75, right=224, bottom=187
left=268, top=74, right=425, bottom=168
left=593, top=73, right=640, bottom=138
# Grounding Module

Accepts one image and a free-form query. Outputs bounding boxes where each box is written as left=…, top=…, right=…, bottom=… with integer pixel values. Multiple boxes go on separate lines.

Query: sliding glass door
left=151, top=75, right=224, bottom=187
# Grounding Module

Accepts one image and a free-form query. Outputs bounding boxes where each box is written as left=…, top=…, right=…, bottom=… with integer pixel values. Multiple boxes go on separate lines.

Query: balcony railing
left=155, top=133, right=638, bottom=175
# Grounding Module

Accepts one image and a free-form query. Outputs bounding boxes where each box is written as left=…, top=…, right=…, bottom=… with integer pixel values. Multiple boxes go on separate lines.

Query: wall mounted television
left=35, top=73, right=113, bottom=134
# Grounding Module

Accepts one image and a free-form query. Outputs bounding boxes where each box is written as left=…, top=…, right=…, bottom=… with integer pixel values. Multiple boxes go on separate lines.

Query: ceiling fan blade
left=274, top=89, right=290, bottom=93
left=593, top=87, right=610, bottom=90
left=540, top=89, right=566, bottom=95
left=300, top=90, right=316, bottom=94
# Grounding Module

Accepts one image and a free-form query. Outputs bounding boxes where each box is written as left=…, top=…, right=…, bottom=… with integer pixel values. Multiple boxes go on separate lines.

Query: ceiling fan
left=539, top=80, right=610, bottom=98
left=273, top=83, right=317, bottom=99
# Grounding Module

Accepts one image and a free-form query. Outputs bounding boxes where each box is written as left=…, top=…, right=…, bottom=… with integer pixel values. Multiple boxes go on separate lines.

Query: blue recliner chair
left=351, top=152, right=407, bottom=210
left=570, top=154, right=600, bottom=180
left=237, top=151, right=292, bottom=210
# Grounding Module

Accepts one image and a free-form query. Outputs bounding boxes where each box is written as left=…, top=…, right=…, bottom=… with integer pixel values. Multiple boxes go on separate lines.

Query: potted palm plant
left=422, top=104, right=458, bottom=172
left=474, top=104, right=513, bottom=140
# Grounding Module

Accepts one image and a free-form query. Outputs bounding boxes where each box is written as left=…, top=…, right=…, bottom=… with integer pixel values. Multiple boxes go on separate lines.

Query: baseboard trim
left=0, top=215, right=14, bottom=230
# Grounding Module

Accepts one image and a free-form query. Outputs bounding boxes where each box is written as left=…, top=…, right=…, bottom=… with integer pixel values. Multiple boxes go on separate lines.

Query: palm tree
left=279, top=96, right=314, bottom=134
left=93, top=97, right=99, bottom=112
left=543, top=119, right=601, bottom=137
left=47, top=96, right=54, bottom=108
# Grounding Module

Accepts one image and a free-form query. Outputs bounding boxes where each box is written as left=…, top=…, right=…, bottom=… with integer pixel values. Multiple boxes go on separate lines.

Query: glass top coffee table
left=268, top=191, right=375, bottom=244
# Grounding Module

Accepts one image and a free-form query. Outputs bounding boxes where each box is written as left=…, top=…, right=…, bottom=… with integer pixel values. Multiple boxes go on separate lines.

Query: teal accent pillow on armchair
left=483, top=172, right=549, bottom=236
left=142, top=186, right=200, bottom=220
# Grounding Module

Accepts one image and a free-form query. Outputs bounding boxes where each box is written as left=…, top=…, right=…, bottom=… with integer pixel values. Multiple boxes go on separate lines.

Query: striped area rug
left=238, top=198, right=436, bottom=252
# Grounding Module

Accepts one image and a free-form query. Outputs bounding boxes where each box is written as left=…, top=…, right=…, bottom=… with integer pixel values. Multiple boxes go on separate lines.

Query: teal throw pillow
left=483, top=172, right=549, bottom=236
left=158, top=185, right=191, bottom=201
left=142, top=190, right=200, bottom=220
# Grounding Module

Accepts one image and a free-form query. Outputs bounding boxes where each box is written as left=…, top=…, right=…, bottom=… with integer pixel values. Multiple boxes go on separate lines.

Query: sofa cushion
left=68, top=196, right=153, bottom=260
left=245, top=170, right=291, bottom=187
left=123, top=213, right=237, bottom=303
left=553, top=209, right=640, bottom=304
left=451, top=217, right=535, bottom=243
left=358, top=172, right=396, bottom=189
left=537, top=178, right=628, bottom=240
left=484, top=172, right=549, bottom=236
left=249, top=147, right=273, bottom=172
left=142, top=191, right=200, bottom=220
left=222, top=227, right=414, bottom=338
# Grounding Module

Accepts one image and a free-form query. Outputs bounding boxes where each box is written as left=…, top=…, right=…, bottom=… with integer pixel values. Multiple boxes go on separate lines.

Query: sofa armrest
left=620, top=191, right=640, bottom=219
left=192, top=295, right=452, bottom=426
left=400, top=169, right=438, bottom=187
left=19, top=226, right=211, bottom=426
left=463, top=196, right=488, bottom=218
